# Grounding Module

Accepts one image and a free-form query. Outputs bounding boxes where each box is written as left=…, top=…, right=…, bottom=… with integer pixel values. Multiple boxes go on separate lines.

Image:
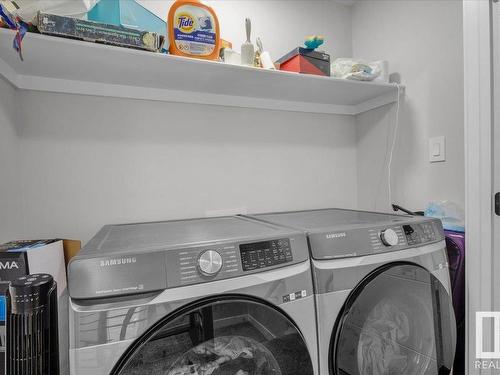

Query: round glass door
left=331, top=263, right=456, bottom=375
left=113, top=296, right=314, bottom=375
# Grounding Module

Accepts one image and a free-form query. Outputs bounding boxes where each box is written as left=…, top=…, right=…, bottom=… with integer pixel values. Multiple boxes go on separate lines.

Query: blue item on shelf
left=87, top=0, right=166, bottom=37
left=0, top=295, right=5, bottom=322
left=304, top=35, right=324, bottom=50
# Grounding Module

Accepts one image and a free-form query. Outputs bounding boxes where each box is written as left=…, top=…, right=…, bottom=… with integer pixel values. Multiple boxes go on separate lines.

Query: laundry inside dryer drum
left=115, top=298, right=313, bottom=375
left=332, top=264, right=456, bottom=375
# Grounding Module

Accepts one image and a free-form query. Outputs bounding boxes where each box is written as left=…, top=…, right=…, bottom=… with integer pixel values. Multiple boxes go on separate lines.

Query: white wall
left=139, top=0, right=353, bottom=60
left=0, top=0, right=465, bottom=244
left=353, top=0, right=464, bottom=212
left=0, top=0, right=357, bottom=244
left=17, top=91, right=357, bottom=243
left=0, top=77, right=22, bottom=243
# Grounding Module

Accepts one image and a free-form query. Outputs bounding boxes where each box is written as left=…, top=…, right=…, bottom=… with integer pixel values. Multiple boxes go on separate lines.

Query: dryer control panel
left=308, top=218, right=444, bottom=260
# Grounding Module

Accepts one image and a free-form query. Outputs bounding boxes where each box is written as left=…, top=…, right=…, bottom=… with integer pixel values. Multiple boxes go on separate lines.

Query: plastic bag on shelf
left=9, top=0, right=98, bottom=21
left=331, top=58, right=387, bottom=82
left=424, top=200, right=465, bottom=232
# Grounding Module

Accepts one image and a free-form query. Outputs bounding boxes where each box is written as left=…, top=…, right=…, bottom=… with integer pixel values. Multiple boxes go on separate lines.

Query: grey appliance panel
left=70, top=264, right=314, bottom=349
left=69, top=251, right=167, bottom=300
left=308, top=219, right=443, bottom=259
left=251, top=208, right=410, bottom=231
left=68, top=216, right=308, bottom=300
left=165, top=234, right=307, bottom=289
left=248, top=209, right=444, bottom=259
left=313, top=246, right=449, bottom=294
left=79, top=216, right=297, bottom=256
left=70, top=295, right=318, bottom=375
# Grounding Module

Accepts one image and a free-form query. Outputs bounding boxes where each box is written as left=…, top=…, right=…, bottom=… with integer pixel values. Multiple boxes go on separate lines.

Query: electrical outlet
left=429, top=136, right=446, bottom=162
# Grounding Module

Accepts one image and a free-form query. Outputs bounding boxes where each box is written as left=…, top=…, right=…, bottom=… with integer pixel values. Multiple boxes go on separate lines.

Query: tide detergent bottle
left=168, top=0, right=220, bottom=60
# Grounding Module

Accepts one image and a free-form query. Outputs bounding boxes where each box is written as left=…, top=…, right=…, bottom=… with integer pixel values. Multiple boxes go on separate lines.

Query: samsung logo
left=0, top=261, right=19, bottom=270
left=100, top=257, right=137, bottom=267
left=326, top=232, right=346, bottom=239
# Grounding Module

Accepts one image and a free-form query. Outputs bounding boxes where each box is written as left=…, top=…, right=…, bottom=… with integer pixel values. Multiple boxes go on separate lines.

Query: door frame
left=463, top=0, right=494, bottom=374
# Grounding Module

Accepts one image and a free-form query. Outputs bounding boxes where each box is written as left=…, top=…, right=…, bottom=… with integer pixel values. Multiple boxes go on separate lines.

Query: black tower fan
left=6, top=274, right=59, bottom=375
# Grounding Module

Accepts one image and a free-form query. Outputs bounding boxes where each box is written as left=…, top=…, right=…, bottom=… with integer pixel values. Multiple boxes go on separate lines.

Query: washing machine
left=247, top=208, right=457, bottom=375
left=68, top=216, right=318, bottom=375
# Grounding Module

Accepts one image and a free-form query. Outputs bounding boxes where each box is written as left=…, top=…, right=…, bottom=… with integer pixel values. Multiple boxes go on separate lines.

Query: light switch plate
left=429, top=136, right=446, bottom=162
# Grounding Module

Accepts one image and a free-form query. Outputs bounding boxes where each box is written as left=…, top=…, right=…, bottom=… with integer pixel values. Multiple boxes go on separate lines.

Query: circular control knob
left=198, top=250, right=223, bottom=276
left=380, top=229, right=399, bottom=246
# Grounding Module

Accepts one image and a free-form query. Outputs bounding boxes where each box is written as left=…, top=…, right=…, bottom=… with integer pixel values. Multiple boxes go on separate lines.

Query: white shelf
left=0, top=28, right=401, bottom=115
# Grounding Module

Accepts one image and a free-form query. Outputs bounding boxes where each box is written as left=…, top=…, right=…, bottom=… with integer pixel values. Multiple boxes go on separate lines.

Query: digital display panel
left=240, top=238, right=292, bottom=271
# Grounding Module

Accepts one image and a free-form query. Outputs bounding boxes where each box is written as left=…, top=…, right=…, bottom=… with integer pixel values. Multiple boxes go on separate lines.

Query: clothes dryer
left=68, top=216, right=318, bottom=375
left=247, top=208, right=457, bottom=375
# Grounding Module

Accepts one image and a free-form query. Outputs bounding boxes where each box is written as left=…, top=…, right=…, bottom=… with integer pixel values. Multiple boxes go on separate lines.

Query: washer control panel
left=176, top=246, right=238, bottom=284
left=403, top=222, right=438, bottom=245
left=240, top=238, right=293, bottom=271
left=165, top=235, right=306, bottom=288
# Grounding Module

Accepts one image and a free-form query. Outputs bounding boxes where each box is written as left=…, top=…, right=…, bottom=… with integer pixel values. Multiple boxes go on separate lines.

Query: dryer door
left=111, top=295, right=314, bottom=375
left=330, top=263, right=456, bottom=375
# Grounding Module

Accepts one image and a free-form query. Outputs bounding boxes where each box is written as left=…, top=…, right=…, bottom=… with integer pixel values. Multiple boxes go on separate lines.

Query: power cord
left=387, top=83, right=402, bottom=208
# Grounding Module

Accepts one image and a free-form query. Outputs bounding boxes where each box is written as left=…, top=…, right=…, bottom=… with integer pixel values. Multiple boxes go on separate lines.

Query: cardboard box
left=0, top=239, right=69, bottom=374
left=276, top=47, right=331, bottom=77
left=36, top=12, right=165, bottom=52
left=62, top=239, right=81, bottom=266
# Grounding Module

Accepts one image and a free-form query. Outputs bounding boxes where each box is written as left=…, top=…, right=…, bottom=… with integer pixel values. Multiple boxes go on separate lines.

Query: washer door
left=111, top=295, right=314, bottom=375
left=331, top=263, right=456, bottom=375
